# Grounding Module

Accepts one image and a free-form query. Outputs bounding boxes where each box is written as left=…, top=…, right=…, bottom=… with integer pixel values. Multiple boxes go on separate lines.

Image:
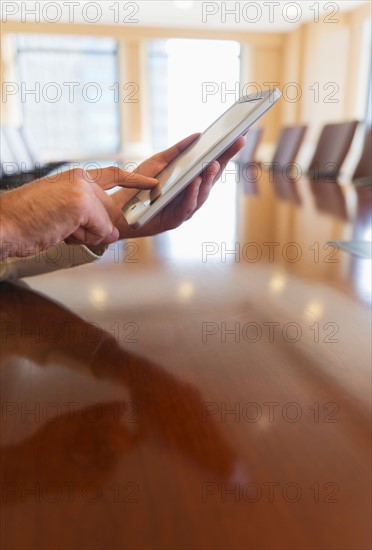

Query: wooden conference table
left=1, top=168, right=371, bottom=550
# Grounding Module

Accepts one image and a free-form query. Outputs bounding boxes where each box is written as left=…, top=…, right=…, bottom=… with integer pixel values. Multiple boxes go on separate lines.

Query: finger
left=217, top=136, right=246, bottom=167
left=135, top=135, right=200, bottom=182
left=88, top=182, right=128, bottom=228
left=213, top=136, right=246, bottom=182
left=202, top=160, right=220, bottom=182
left=70, top=225, right=119, bottom=246
left=108, top=187, right=145, bottom=210
left=196, top=161, right=220, bottom=209
left=87, top=166, right=159, bottom=190
left=79, top=199, right=118, bottom=246
left=178, top=177, right=202, bottom=221
left=100, top=226, right=120, bottom=244
left=153, top=133, right=200, bottom=164
left=65, top=235, right=81, bottom=245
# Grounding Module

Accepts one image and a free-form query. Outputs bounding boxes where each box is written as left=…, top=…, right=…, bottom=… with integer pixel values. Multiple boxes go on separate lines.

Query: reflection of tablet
left=122, top=88, right=281, bottom=228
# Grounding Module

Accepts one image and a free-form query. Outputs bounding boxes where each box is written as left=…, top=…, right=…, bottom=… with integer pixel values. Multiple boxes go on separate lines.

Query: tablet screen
left=150, top=97, right=263, bottom=201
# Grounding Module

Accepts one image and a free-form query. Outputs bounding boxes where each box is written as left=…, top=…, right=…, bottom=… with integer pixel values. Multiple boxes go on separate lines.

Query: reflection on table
left=1, top=167, right=371, bottom=550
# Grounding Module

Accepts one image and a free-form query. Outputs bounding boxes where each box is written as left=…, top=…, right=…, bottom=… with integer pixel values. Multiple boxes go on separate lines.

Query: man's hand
left=0, top=134, right=245, bottom=260
left=0, top=167, right=158, bottom=260
left=111, top=133, right=246, bottom=238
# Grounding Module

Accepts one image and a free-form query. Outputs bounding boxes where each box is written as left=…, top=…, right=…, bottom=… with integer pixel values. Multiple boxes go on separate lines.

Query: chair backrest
left=353, top=126, right=372, bottom=181
left=234, top=126, right=264, bottom=165
left=271, top=125, right=307, bottom=168
left=2, top=126, right=36, bottom=172
left=308, top=121, right=359, bottom=177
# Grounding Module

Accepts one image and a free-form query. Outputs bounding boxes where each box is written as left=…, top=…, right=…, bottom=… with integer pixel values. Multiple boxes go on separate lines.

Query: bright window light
left=148, top=38, right=241, bottom=260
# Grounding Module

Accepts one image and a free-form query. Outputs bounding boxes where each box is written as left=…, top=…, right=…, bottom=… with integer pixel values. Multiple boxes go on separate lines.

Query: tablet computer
left=122, top=88, right=281, bottom=228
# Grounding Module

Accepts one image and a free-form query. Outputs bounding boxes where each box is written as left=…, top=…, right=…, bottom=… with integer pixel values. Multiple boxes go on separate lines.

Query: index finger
left=87, top=166, right=159, bottom=190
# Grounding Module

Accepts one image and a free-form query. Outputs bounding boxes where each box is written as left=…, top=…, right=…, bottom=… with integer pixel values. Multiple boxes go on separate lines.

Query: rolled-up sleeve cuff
left=0, top=242, right=108, bottom=281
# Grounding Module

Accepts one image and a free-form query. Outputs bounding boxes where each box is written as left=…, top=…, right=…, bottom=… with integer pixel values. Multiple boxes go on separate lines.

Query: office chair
left=353, top=126, right=371, bottom=186
left=307, top=121, right=359, bottom=179
left=233, top=126, right=264, bottom=165
left=1, top=126, right=113, bottom=189
left=2, top=126, right=66, bottom=175
left=270, top=125, right=307, bottom=170
left=0, top=127, right=39, bottom=188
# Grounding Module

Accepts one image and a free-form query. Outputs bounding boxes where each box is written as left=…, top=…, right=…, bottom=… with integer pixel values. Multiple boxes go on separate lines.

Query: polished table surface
left=1, top=169, right=371, bottom=550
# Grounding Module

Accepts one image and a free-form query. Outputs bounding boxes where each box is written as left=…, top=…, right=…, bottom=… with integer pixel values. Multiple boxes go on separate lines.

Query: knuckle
left=70, top=167, right=85, bottom=181
left=88, top=235, right=104, bottom=246
left=70, top=186, right=91, bottom=219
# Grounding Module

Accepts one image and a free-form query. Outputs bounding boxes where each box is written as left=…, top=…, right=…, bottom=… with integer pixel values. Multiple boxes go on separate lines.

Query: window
left=366, top=65, right=372, bottom=127
left=356, top=19, right=372, bottom=125
left=147, top=40, right=169, bottom=152
left=16, top=34, right=120, bottom=158
left=148, top=39, right=241, bottom=150
left=147, top=38, right=241, bottom=260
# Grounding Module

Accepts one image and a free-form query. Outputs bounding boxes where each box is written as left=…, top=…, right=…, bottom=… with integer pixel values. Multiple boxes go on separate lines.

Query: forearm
left=0, top=207, right=20, bottom=261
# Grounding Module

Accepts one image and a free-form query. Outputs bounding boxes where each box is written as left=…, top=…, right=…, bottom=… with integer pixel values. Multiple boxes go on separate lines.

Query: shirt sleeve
left=0, top=242, right=108, bottom=281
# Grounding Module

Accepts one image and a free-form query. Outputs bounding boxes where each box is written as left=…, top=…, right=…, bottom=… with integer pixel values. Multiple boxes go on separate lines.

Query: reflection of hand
left=0, top=167, right=158, bottom=259
left=1, top=283, right=236, bottom=478
left=0, top=282, right=114, bottom=364
left=111, top=133, right=246, bottom=238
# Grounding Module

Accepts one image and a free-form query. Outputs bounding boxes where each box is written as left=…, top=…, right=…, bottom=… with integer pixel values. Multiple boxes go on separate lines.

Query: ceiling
left=4, top=1, right=370, bottom=32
